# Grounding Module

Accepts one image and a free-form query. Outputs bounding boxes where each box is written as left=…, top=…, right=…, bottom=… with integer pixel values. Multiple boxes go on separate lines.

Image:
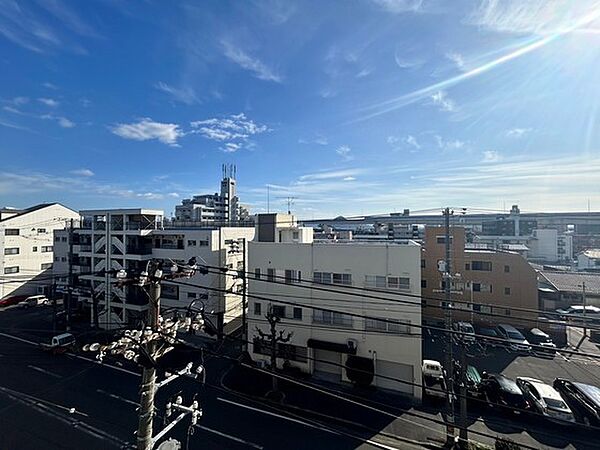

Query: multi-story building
left=421, top=226, right=538, bottom=327
left=54, top=208, right=254, bottom=331
left=0, top=203, right=78, bottom=300
left=248, top=215, right=423, bottom=398
left=174, top=165, right=248, bottom=225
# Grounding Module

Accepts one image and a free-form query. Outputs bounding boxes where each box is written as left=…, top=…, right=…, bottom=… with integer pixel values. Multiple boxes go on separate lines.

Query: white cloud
left=468, top=0, right=600, bottom=35
left=356, top=68, right=373, bottom=78
left=221, top=40, right=282, bottom=83
left=336, top=145, right=353, bottom=161
left=430, top=90, right=456, bottom=112
left=506, top=127, right=532, bottom=138
left=405, top=135, right=421, bottom=149
left=435, top=135, right=465, bottom=150
left=445, top=51, right=465, bottom=71
left=482, top=150, right=501, bottom=162
left=43, top=82, right=58, bottom=90
left=299, top=169, right=365, bottom=181
left=190, top=113, right=268, bottom=152
left=319, top=87, right=337, bottom=99
left=70, top=168, right=94, bottom=177
left=155, top=81, right=200, bottom=105
left=110, top=118, right=184, bottom=146
left=343, top=176, right=356, bottom=181
left=12, top=96, right=29, bottom=105
left=387, top=136, right=400, bottom=145
left=371, top=0, right=424, bottom=13
left=57, top=117, right=75, bottom=128
left=299, top=135, right=328, bottom=146
left=38, top=97, right=59, bottom=107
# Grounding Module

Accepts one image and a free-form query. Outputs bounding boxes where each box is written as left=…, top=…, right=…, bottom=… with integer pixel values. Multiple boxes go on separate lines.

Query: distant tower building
left=174, top=165, right=248, bottom=225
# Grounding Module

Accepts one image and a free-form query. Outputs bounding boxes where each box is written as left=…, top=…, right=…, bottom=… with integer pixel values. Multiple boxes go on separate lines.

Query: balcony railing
left=79, top=245, right=92, bottom=252
left=154, top=243, right=184, bottom=250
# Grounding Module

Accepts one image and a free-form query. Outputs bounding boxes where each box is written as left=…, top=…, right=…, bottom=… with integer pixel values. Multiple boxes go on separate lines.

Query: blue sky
left=1, top=0, right=600, bottom=219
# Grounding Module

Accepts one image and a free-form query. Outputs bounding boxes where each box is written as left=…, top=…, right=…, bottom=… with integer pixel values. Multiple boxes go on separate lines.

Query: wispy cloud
left=506, top=127, right=532, bottom=138
left=429, top=90, right=456, bottom=112
left=435, top=135, right=465, bottom=150
left=38, top=98, right=59, bottom=107
left=155, top=81, right=200, bottom=105
left=299, top=135, right=328, bottom=146
left=482, top=150, right=501, bottom=163
left=394, top=48, right=424, bottom=69
left=299, top=168, right=365, bottom=181
left=221, top=40, right=283, bottom=83
left=405, top=135, right=421, bottom=149
left=445, top=51, right=465, bottom=71
left=57, top=117, right=75, bottom=128
left=371, top=0, right=424, bottom=14
left=190, top=113, right=268, bottom=152
left=335, top=145, right=353, bottom=161
left=43, top=82, right=58, bottom=90
left=70, top=168, right=94, bottom=177
left=111, top=118, right=183, bottom=146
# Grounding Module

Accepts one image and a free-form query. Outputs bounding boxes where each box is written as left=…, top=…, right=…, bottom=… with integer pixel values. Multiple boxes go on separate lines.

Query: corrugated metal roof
left=581, top=249, right=600, bottom=259
left=539, top=271, right=600, bottom=295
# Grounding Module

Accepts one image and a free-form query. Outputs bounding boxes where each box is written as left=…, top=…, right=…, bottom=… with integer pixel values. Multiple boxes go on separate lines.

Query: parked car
left=516, top=377, right=574, bottom=423
left=0, top=295, right=27, bottom=308
left=553, top=378, right=600, bottom=426
left=476, top=326, right=501, bottom=349
left=465, top=365, right=484, bottom=398
left=525, top=328, right=557, bottom=356
left=40, top=333, right=76, bottom=355
left=453, top=321, right=475, bottom=343
left=480, top=373, right=530, bottom=413
left=495, top=324, right=531, bottom=353
left=422, top=360, right=447, bottom=399
left=555, top=305, right=600, bottom=322
left=18, top=295, right=49, bottom=308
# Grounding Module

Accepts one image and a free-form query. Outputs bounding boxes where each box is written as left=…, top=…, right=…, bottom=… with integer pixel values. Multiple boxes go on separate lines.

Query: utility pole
left=442, top=207, right=455, bottom=446
left=458, top=336, right=468, bottom=448
left=92, top=289, right=99, bottom=329
left=66, top=218, right=74, bottom=331
left=582, top=281, right=587, bottom=338
left=137, top=265, right=161, bottom=450
left=255, top=309, right=292, bottom=395
left=241, top=238, right=248, bottom=352
left=51, top=279, right=57, bottom=333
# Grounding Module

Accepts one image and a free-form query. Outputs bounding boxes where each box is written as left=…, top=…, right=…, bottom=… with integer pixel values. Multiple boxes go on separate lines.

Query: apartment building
left=0, top=203, right=78, bottom=300
left=422, top=226, right=538, bottom=327
left=54, top=208, right=254, bottom=331
left=248, top=215, right=423, bottom=398
left=174, top=165, right=249, bottom=225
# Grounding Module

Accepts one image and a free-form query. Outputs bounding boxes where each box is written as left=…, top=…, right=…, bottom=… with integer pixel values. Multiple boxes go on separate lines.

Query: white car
left=516, top=377, right=575, bottom=423
left=422, top=360, right=447, bottom=399
left=18, top=295, right=49, bottom=308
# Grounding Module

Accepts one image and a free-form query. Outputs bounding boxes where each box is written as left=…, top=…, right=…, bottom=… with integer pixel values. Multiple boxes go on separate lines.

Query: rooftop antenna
left=277, top=196, right=297, bottom=214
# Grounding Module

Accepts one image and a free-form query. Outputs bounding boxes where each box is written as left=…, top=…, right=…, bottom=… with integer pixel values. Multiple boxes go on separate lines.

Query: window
left=187, top=292, right=197, bottom=299
left=421, top=259, right=426, bottom=269
left=253, top=340, right=308, bottom=363
left=187, top=240, right=197, bottom=246
left=254, top=302, right=262, bottom=316
left=292, top=231, right=299, bottom=239
left=32, top=246, right=37, bottom=252
left=313, top=310, right=352, bottom=327
left=267, top=268, right=275, bottom=282
left=365, top=275, right=387, bottom=288
left=61, top=237, right=67, bottom=242
left=4, top=229, right=19, bottom=236
left=436, top=236, right=453, bottom=244
left=4, top=266, right=19, bottom=274
left=285, top=269, right=296, bottom=284
left=199, top=240, right=209, bottom=246
left=55, top=256, right=60, bottom=261
left=272, top=305, right=285, bottom=318
left=37, top=228, right=46, bottom=233
left=504, top=265, right=510, bottom=273
left=421, top=279, right=427, bottom=288
left=313, top=272, right=332, bottom=284
left=162, top=284, right=179, bottom=300
left=504, top=287, right=511, bottom=295
left=41, top=246, right=53, bottom=253
left=504, top=309, right=511, bottom=316
left=471, top=261, right=492, bottom=271
left=55, top=236, right=61, bottom=242
left=365, top=317, right=410, bottom=334
left=41, top=263, right=53, bottom=270
left=465, top=263, right=470, bottom=271
left=4, top=248, right=19, bottom=255
left=61, top=257, right=66, bottom=262
left=388, top=276, right=410, bottom=290
left=254, top=268, right=261, bottom=279
left=332, top=273, right=351, bottom=285
left=293, top=307, right=302, bottom=320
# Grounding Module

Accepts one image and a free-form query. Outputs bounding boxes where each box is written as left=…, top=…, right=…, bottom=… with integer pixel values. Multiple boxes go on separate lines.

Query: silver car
left=516, top=377, right=575, bottom=423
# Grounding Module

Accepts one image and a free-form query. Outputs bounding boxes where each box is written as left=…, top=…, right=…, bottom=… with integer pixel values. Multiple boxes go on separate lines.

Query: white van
left=19, top=295, right=49, bottom=308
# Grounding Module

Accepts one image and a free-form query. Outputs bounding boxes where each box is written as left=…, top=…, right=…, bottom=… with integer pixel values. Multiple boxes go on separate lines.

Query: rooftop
left=580, top=249, right=600, bottom=259
left=539, top=271, right=600, bottom=295
left=0, top=203, right=67, bottom=223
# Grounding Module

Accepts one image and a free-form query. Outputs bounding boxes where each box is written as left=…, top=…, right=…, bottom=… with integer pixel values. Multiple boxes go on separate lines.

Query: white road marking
left=216, top=397, right=401, bottom=450
left=96, top=389, right=139, bottom=407
left=27, top=365, right=62, bottom=378
left=195, top=424, right=263, bottom=449
left=0, top=331, right=39, bottom=346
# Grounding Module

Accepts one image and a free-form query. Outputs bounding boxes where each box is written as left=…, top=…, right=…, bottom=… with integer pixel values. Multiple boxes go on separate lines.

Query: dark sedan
left=480, top=373, right=530, bottom=413
left=553, top=378, right=600, bottom=427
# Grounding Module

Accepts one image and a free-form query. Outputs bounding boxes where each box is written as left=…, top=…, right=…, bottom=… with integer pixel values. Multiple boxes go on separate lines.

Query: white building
left=0, top=203, right=79, bottom=300
left=53, top=208, right=254, bottom=331
left=528, top=228, right=573, bottom=263
left=248, top=215, right=423, bottom=399
left=174, top=165, right=248, bottom=225
left=577, top=249, right=600, bottom=272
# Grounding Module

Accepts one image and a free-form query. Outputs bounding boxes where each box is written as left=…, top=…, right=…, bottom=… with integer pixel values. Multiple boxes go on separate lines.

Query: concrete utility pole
left=137, top=270, right=161, bottom=450
left=582, top=281, right=587, bottom=338
left=242, top=238, right=248, bottom=352
left=458, top=337, right=468, bottom=448
left=443, top=207, right=455, bottom=445
left=255, top=309, right=292, bottom=394
left=66, top=218, right=74, bottom=331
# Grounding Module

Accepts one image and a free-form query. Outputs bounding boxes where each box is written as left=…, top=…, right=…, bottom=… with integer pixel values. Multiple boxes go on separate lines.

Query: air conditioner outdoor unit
left=347, top=339, right=358, bottom=350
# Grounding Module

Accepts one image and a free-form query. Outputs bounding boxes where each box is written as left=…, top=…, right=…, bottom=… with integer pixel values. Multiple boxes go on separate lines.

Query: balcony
left=79, top=245, right=92, bottom=252
left=126, top=246, right=153, bottom=255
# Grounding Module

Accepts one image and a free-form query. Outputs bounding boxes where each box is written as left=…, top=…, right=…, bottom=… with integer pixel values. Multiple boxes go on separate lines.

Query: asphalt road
left=0, top=306, right=412, bottom=450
